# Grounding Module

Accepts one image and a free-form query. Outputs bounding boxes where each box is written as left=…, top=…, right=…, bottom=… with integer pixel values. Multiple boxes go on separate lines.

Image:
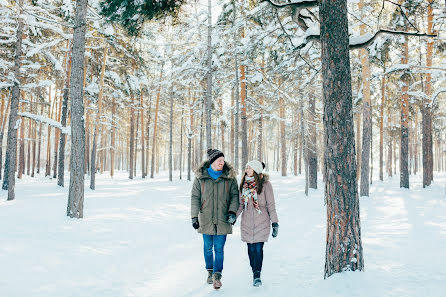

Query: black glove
left=272, top=222, right=279, bottom=238
left=192, top=217, right=199, bottom=229
left=226, top=211, right=237, bottom=225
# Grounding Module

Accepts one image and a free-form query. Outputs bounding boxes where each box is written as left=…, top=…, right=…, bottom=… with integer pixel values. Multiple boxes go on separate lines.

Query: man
left=191, top=148, right=239, bottom=290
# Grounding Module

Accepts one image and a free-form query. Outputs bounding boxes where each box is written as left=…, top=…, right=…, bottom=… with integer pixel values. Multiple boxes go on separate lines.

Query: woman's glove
left=226, top=211, right=237, bottom=225
left=272, top=222, right=279, bottom=238
left=192, top=217, right=199, bottom=229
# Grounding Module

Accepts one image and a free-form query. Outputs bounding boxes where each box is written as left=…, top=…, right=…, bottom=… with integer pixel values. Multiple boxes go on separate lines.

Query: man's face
left=212, top=156, right=225, bottom=171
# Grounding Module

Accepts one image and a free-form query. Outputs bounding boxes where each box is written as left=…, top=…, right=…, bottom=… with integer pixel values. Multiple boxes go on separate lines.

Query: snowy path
left=0, top=172, right=445, bottom=297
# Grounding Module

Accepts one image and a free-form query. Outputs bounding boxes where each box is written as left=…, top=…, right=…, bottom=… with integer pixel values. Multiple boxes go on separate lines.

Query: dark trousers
left=247, top=242, right=264, bottom=275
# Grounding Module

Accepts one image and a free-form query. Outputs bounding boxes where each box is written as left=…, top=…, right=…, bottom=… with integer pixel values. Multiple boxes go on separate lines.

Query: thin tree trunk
left=90, top=45, right=107, bottom=189
left=233, top=0, right=240, bottom=172
left=57, top=47, right=72, bottom=186
left=169, top=90, right=173, bottom=181
left=129, top=95, right=135, bottom=179
left=2, top=1, right=24, bottom=197
left=359, top=0, right=372, bottom=195
left=140, top=90, right=145, bottom=178
left=37, top=103, right=42, bottom=174
left=67, top=0, right=87, bottom=218
left=379, top=70, right=385, bottom=181
left=53, top=91, right=63, bottom=179
left=151, top=66, right=163, bottom=178
left=241, top=64, right=248, bottom=170
left=320, top=0, right=363, bottom=278
left=26, top=97, right=31, bottom=176
left=400, top=35, right=410, bottom=189
left=205, top=0, right=212, bottom=149
left=301, top=105, right=308, bottom=196
left=18, top=99, right=25, bottom=179
left=180, top=100, right=184, bottom=180
left=279, top=97, right=286, bottom=176
left=111, top=98, right=116, bottom=177
left=0, top=93, right=11, bottom=180
left=309, top=94, right=317, bottom=188
left=355, top=112, right=361, bottom=181
left=188, top=90, right=194, bottom=181
left=422, top=1, right=434, bottom=187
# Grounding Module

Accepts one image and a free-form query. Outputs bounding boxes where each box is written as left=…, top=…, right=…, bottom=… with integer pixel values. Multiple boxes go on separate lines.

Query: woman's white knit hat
left=246, top=160, right=263, bottom=174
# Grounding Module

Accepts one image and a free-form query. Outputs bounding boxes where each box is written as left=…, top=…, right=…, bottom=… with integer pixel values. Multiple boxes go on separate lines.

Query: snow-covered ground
left=1, top=170, right=445, bottom=297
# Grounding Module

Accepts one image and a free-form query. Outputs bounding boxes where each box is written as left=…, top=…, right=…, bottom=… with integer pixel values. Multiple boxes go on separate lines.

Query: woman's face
left=245, top=165, right=254, bottom=177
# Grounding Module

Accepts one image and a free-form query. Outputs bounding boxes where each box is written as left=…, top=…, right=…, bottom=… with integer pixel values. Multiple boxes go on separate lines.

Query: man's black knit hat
left=207, top=148, right=224, bottom=165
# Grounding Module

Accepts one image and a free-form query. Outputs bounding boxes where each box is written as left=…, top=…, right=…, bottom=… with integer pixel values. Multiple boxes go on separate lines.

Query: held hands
left=192, top=217, right=199, bottom=229
left=272, top=222, right=279, bottom=238
left=226, top=211, right=237, bottom=225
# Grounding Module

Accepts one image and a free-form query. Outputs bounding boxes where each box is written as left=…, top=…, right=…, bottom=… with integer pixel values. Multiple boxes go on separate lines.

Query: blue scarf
left=207, top=166, right=223, bottom=180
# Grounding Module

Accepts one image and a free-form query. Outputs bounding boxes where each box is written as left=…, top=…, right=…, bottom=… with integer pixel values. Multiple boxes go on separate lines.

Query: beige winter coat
left=236, top=174, right=279, bottom=243
left=190, top=161, right=240, bottom=235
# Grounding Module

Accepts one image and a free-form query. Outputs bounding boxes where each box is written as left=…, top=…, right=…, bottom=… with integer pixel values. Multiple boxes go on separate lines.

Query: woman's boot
left=253, top=271, right=262, bottom=287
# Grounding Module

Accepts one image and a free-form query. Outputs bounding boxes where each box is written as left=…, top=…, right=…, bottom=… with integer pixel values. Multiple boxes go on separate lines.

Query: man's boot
left=253, top=271, right=262, bottom=287
left=213, top=272, right=222, bottom=289
left=206, top=269, right=213, bottom=284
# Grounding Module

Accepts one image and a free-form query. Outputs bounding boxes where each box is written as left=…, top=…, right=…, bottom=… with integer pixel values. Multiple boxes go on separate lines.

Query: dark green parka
left=190, top=161, right=240, bottom=235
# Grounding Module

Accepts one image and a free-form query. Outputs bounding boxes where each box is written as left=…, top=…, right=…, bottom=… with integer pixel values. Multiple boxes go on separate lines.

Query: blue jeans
left=203, top=234, right=227, bottom=273
left=247, top=242, right=264, bottom=274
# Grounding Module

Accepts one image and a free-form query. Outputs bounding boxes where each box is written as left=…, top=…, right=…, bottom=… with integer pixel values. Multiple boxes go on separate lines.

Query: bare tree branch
left=262, top=0, right=318, bottom=9
left=349, top=29, right=437, bottom=49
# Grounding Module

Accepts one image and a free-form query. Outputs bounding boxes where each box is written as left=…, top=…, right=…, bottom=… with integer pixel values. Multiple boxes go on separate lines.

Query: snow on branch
left=18, top=112, right=70, bottom=135
left=349, top=29, right=437, bottom=49
left=262, top=0, right=318, bottom=9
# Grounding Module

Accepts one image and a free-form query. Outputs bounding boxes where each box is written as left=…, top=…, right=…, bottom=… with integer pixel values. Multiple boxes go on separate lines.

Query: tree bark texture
left=67, top=0, right=87, bottom=218
left=320, top=0, right=364, bottom=278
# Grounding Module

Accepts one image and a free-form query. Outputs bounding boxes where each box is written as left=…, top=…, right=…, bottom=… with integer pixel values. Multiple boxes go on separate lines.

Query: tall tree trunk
left=180, top=100, right=184, bottom=180
left=414, top=108, right=418, bottom=174
left=230, top=89, right=235, bottom=163
left=301, top=105, right=308, bottom=196
left=140, top=90, right=145, bottom=178
left=90, top=45, right=107, bottom=189
left=146, top=94, right=152, bottom=176
left=18, top=100, right=25, bottom=179
left=320, top=0, right=364, bottom=278
left=53, top=91, right=62, bottom=179
left=355, top=112, right=361, bottom=181
left=2, top=1, right=24, bottom=198
left=67, top=0, right=87, bottom=218
left=188, top=91, right=194, bottom=181
left=37, top=103, right=42, bottom=174
left=169, top=90, right=173, bottom=181
left=359, top=0, right=372, bottom=196
left=422, top=0, right=434, bottom=187
left=83, top=56, right=89, bottom=175
left=0, top=93, right=10, bottom=180
left=31, top=100, right=37, bottom=177
left=309, top=94, right=317, bottom=188
left=205, top=0, right=213, bottom=149
left=379, top=69, right=385, bottom=181
left=233, top=0, right=240, bottom=172
left=400, top=35, right=410, bottom=189
left=110, top=98, right=116, bottom=178
left=58, top=48, right=72, bottom=186
left=279, top=97, right=286, bottom=176
left=26, top=97, right=31, bottom=176
left=151, top=66, right=163, bottom=178
left=129, top=92, right=135, bottom=179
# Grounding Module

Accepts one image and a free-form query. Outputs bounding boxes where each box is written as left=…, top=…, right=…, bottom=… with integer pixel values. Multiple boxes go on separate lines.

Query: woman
left=236, top=160, right=279, bottom=287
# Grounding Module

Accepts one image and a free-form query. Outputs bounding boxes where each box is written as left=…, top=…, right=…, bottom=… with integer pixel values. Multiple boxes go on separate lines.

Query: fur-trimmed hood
left=261, top=173, right=270, bottom=184
left=194, top=161, right=237, bottom=179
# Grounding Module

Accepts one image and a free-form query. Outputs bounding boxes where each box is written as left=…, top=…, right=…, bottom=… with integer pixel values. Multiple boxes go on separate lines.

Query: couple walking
left=190, top=148, right=279, bottom=290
